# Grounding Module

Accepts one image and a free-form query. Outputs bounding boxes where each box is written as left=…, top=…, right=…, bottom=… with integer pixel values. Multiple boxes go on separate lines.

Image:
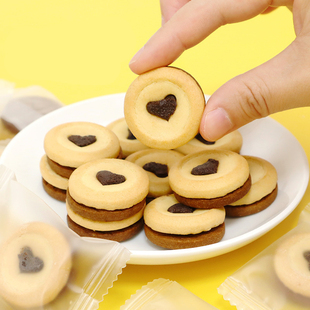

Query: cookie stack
left=40, top=121, right=121, bottom=201
left=143, top=150, right=250, bottom=249
left=66, top=158, right=149, bottom=242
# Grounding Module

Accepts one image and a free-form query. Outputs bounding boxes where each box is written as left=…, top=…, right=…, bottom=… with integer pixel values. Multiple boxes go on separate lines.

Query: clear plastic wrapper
left=0, top=80, right=63, bottom=147
left=0, top=165, right=130, bottom=309
left=218, top=205, right=310, bottom=310
left=120, top=278, right=219, bottom=310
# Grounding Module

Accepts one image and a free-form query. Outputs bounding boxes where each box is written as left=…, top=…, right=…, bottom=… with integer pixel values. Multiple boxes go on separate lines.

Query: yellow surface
left=1, top=1, right=309, bottom=309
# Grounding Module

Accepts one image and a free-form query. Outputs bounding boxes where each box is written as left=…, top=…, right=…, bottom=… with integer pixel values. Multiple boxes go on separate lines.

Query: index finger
left=129, top=0, right=291, bottom=74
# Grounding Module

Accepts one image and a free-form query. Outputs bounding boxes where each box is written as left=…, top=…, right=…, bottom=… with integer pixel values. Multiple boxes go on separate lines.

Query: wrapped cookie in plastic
left=120, top=278, right=219, bottom=310
left=218, top=205, right=310, bottom=310
left=0, top=165, right=130, bottom=310
left=0, top=80, right=63, bottom=155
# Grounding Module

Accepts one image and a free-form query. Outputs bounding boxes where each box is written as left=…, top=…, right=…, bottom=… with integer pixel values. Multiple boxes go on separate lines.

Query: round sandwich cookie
left=169, top=150, right=251, bottom=209
left=126, top=149, right=184, bottom=200
left=44, top=121, right=121, bottom=178
left=274, top=232, right=310, bottom=298
left=225, top=156, right=278, bottom=217
left=107, top=117, right=149, bottom=158
left=40, top=155, right=68, bottom=202
left=175, top=130, right=243, bottom=155
left=124, top=66, right=205, bottom=149
left=66, top=158, right=149, bottom=242
left=144, top=194, right=225, bottom=249
left=0, top=222, right=72, bottom=309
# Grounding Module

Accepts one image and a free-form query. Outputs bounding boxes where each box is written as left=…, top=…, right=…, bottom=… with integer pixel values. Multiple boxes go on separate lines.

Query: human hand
left=129, top=0, right=310, bottom=141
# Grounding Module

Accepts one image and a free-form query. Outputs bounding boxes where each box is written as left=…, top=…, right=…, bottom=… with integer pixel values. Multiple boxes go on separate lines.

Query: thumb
left=200, top=39, right=310, bottom=141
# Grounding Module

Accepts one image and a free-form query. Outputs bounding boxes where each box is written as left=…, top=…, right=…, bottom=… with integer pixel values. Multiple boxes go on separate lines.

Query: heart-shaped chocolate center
left=146, top=94, right=177, bottom=121
left=195, top=133, right=215, bottom=145
left=303, top=251, right=310, bottom=270
left=143, top=162, right=168, bottom=178
left=168, top=203, right=195, bottom=213
left=96, top=170, right=126, bottom=185
left=127, top=129, right=136, bottom=140
left=18, top=246, right=44, bottom=273
left=191, top=158, right=219, bottom=175
left=68, top=135, right=96, bottom=147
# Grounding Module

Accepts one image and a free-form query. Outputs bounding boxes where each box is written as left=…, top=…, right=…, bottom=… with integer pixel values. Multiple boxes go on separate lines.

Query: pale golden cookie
left=44, top=121, right=121, bottom=177
left=144, top=195, right=225, bottom=249
left=274, top=232, right=310, bottom=298
left=175, top=130, right=243, bottom=155
left=67, top=158, right=149, bottom=241
left=0, top=222, right=72, bottom=308
left=126, top=149, right=184, bottom=198
left=225, top=156, right=278, bottom=217
left=169, top=150, right=251, bottom=209
left=124, top=67, right=205, bottom=149
left=107, top=117, right=149, bottom=158
left=144, top=195, right=225, bottom=235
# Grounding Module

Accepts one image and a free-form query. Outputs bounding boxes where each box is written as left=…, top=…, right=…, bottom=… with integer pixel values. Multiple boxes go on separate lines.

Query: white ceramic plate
left=1, top=93, right=308, bottom=265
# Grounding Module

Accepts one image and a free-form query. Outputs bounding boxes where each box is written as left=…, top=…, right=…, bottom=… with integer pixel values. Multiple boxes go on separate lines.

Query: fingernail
left=129, top=45, right=144, bottom=66
left=201, top=108, right=233, bottom=141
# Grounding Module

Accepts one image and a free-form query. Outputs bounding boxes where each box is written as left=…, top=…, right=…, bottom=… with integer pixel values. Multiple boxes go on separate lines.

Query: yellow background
left=1, top=1, right=309, bottom=309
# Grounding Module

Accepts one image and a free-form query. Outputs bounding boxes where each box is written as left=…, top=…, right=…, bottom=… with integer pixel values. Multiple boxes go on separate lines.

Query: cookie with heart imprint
left=124, top=66, right=205, bottom=149
left=144, top=194, right=225, bottom=249
left=41, top=121, right=122, bottom=201
left=169, top=150, right=251, bottom=209
left=107, top=117, right=149, bottom=158
left=274, top=232, right=310, bottom=298
left=175, top=130, right=243, bottom=155
left=225, top=156, right=278, bottom=217
left=66, top=158, right=149, bottom=242
left=0, top=222, right=72, bottom=308
left=126, top=149, right=184, bottom=200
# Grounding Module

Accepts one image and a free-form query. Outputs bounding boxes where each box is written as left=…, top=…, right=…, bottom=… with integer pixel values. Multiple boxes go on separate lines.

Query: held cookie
left=107, top=117, right=149, bottom=158
left=169, top=150, right=251, bottom=209
left=66, top=158, right=149, bottom=242
left=44, top=121, right=121, bottom=178
left=175, top=130, right=243, bottom=155
left=126, top=149, right=184, bottom=199
left=225, top=156, right=278, bottom=217
left=144, top=194, right=225, bottom=249
left=0, top=222, right=72, bottom=308
left=124, top=67, right=205, bottom=149
left=274, top=232, right=310, bottom=298
left=40, top=155, right=68, bottom=202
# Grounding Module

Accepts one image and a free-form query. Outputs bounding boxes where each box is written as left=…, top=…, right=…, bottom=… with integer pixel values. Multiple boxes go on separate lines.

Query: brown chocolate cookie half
left=144, top=223, right=225, bottom=250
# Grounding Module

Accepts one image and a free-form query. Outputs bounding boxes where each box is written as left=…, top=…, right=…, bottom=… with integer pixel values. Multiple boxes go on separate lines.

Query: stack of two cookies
left=40, top=121, right=121, bottom=202
left=66, top=158, right=149, bottom=242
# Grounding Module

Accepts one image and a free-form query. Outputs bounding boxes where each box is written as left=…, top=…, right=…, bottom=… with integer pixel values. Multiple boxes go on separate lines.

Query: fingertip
left=200, top=107, right=234, bottom=141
